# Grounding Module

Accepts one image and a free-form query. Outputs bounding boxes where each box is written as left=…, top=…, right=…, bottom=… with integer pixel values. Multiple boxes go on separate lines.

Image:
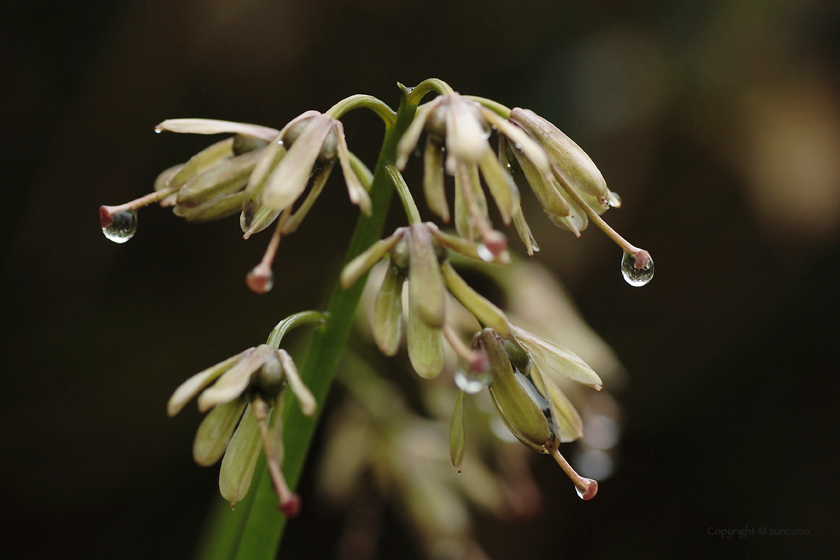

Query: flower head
left=168, top=344, right=316, bottom=514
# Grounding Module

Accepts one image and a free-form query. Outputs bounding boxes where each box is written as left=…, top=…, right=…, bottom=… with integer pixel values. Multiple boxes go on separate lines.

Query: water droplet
left=246, top=267, right=274, bottom=294
left=621, top=252, right=654, bottom=287
left=575, top=487, right=586, bottom=499
left=101, top=209, right=137, bottom=243
left=154, top=126, right=162, bottom=134
left=454, top=361, right=491, bottom=394
left=607, top=191, right=622, bottom=208
left=476, top=244, right=494, bottom=262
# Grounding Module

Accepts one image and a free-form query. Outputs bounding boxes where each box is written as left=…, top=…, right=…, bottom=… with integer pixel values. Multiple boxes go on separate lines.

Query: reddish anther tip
left=246, top=267, right=274, bottom=294
left=280, top=494, right=301, bottom=517
left=578, top=479, right=598, bottom=501
left=99, top=206, right=113, bottom=228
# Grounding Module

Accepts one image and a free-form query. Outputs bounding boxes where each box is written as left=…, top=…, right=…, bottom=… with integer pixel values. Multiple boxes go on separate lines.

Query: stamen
left=252, top=397, right=301, bottom=517
left=246, top=209, right=290, bottom=294
left=99, top=184, right=182, bottom=223
left=549, top=445, right=598, bottom=500
left=443, top=323, right=487, bottom=372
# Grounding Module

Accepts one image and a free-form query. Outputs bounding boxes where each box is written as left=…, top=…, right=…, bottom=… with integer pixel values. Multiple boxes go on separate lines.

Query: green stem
left=209, top=84, right=420, bottom=560
left=406, top=78, right=453, bottom=105
left=265, top=311, right=330, bottom=349
left=326, top=94, right=397, bottom=126
left=385, top=164, right=422, bottom=225
left=464, top=95, right=511, bottom=119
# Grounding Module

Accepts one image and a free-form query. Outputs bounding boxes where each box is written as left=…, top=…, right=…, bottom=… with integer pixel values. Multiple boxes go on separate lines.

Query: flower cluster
left=100, top=79, right=653, bottom=528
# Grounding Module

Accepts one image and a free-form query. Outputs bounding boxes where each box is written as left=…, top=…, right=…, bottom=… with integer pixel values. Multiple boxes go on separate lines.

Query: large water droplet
left=476, top=243, right=494, bottom=262
left=454, top=361, right=491, bottom=394
left=621, top=252, right=654, bottom=287
left=101, top=209, right=137, bottom=243
left=607, top=191, right=622, bottom=208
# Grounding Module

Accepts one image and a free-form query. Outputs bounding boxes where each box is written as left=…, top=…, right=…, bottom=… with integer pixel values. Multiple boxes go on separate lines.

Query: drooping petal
left=373, top=266, right=404, bottom=356
left=450, top=390, right=466, bottom=470
left=440, top=261, right=509, bottom=337
left=509, top=108, right=608, bottom=202
left=512, top=205, right=539, bottom=256
left=173, top=192, right=244, bottom=222
left=541, top=370, right=584, bottom=442
left=396, top=99, right=439, bottom=170
left=477, top=149, right=518, bottom=225
left=407, top=224, right=446, bottom=328
left=176, top=148, right=265, bottom=208
left=334, top=120, right=372, bottom=216
left=168, top=138, right=234, bottom=191
left=281, top=163, right=333, bottom=235
left=155, top=119, right=280, bottom=142
left=478, top=329, right=551, bottom=452
left=407, top=303, right=444, bottom=379
left=219, top=403, right=262, bottom=505
left=276, top=349, right=316, bottom=417
left=193, top=398, right=247, bottom=466
left=197, top=345, right=274, bottom=412
left=510, top=145, right=571, bottom=219
left=241, top=132, right=286, bottom=221
left=510, top=326, right=603, bottom=390
left=262, top=114, right=334, bottom=210
left=340, top=229, right=404, bottom=289
left=167, top=349, right=252, bottom=416
left=423, top=136, right=449, bottom=222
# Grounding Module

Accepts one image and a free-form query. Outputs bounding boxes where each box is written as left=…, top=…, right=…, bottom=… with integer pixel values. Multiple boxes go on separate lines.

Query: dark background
left=2, top=0, right=839, bottom=558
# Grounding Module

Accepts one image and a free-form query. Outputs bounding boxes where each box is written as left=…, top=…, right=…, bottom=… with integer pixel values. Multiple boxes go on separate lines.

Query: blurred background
left=2, top=0, right=839, bottom=558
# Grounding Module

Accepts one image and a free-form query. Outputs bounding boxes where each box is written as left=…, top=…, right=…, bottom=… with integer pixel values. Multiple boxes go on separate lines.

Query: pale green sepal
left=509, top=108, right=608, bottom=201
left=480, top=329, right=551, bottom=452
left=262, top=114, right=333, bottom=210
left=373, top=266, right=404, bottom=356
left=155, top=119, right=280, bottom=142
left=512, top=205, right=539, bottom=256
left=550, top=190, right=587, bottom=235
left=541, top=371, right=584, bottom=442
left=241, top=134, right=286, bottom=215
left=340, top=230, right=404, bottom=289
left=527, top=364, right=563, bottom=447
left=450, top=390, right=466, bottom=469
left=193, top=398, right=247, bottom=466
left=276, top=350, right=316, bottom=417
left=407, top=304, right=444, bottom=379
left=175, top=148, right=263, bottom=207
left=423, top=136, right=449, bottom=222
left=440, top=262, right=509, bottom=337
left=282, top=163, right=333, bottom=235
left=408, top=224, right=446, bottom=328
left=167, top=349, right=252, bottom=417
left=174, top=192, right=244, bottom=222
left=219, top=403, right=262, bottom=505
left=167, top=137, right=234, bottom=192
left=396, top=100, right=438, bottom=170
left=453, top=167, right=473, bottom=241
left=511, top=146, right=570, bottom=218
left=154, top=164, right=183, bottom=207
left=478, top=107, right=550, bottom=172
left=510, top=326, right=603, bottom=390
left=334, top=120, right=372, bottom=216
left=241, top=207, right=282, bottom=239
left=477, top=149, right=518, bottom=225
left=346, top=150, right=373, bottom=192
left=197, top=345, right=274, bottom=412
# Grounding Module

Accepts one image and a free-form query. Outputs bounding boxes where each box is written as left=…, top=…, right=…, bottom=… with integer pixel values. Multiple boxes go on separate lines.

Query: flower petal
left=193, top=398, right=247, bottom=466
left=510, top=326, right=603, bottom=390
left=541, top=370, right=584, bottom=442
left=276, top=349, right=316, bottom=417
left=407, top=304, right=444, bottom=379
left=396, top=99, right=438, bottom=170
left=423, top=136, right=449, bottom=222
left=340, top=229, right=404, bottom=289
left=512, top=204, right=539, bottom=256
left=334, top=121, right=372, bottom=216
left=407, top=224, right=446, bottom=328
left=373, top=265, right=404, bottom=356
left=445, top=94, right=489, bottom=166
left=450, top=390, right=466, bottom=470
left=477, top=149, right=518, bottom=225
left=176, top=148, right=265, bottom=208
left=168, top=137, right=234, bottom=191
left=197, top=345, right=274, bottom=412
left=219, top=403, right=262, bottom=505
left=262, top=113, right=333, bottom=210
left=155, top=119, right=280, bottom=142
left=167, top=349, right=251, bottom=416
left=281, top=163, right=333, bottom=235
